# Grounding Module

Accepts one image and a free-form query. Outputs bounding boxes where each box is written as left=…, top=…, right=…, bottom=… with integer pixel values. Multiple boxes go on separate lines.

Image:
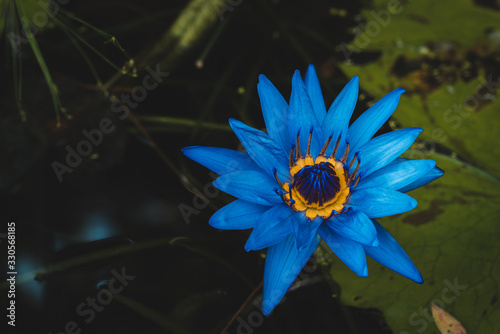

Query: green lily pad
left=345, top=0, right=500, bottom=48
left=339, top=0, right=500, bottom=178
left=326, top=151, right=500, bottom=333
left=332, top=2, right=500, bottom=331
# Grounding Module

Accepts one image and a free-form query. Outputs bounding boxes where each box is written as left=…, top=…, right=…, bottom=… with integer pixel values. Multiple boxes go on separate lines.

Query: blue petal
left=213, top=170, right=282, bottom=206
left=325, top=209, right=378, bottom=246
left=182, top=146, right=260, bottom=175
left=209, top=199, right=270, bottom=230
left=263, top=233, right=320, bottom=315
left=318, top=225, right=367, bottom=277
left=305, top=64, right=327, bottom=122
left=258, top=74, right=290, bottom=152
left=321, top=76, right=359, bottom=158
left=358, top=158, right=436, bottom=190
left=348, top=88, right=405, bottom=153
left=348, top=187, right=417, bottom=218
left=229, top=118, right=290, bottom=182
left=399, top=165, right=444, bottom=193
left=245, top=204, right=294, bottom=251
left=288, top=70, right=324, bottom=157
left=291, top=213, right=322, bottom=251
left=364, top=219, right=422, bottom=283
left=354, top=127, right=423, bottom=177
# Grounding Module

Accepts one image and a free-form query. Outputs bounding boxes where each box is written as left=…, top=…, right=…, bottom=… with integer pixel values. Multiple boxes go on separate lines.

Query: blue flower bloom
left=183, top=65, right=443, bottom=315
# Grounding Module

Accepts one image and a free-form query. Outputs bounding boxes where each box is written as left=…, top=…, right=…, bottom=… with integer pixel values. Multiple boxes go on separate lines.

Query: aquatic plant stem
left=126, top=108, right=218, bottom=211
left=136, top=115, right=231, bottom=132
left=113, top=294, right=192, bottom=334
left=220, top=281, right=264, bottom=334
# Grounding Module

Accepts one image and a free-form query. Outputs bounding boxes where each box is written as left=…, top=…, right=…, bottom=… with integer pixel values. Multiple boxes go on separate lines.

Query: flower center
left=292, top=162, right=340, bottom=207
left=275, top=130, right=361, bottom=220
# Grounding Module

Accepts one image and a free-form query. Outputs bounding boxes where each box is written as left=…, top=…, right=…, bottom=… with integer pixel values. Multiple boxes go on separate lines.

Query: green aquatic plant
left=0, top=0, right=135, bottom=125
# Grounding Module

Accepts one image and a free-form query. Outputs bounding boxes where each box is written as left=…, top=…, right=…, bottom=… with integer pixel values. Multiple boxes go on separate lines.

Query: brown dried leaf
left=432, top=303, right=467, bottom=334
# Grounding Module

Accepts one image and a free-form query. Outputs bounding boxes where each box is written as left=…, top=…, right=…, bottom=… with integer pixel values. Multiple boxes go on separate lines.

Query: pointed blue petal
left=349, top=187, right=417, bottom=218
left=288, top=70, right=324, bottom=157
left=305, top=64, right=327, bottom=122
left=364, top=219, right=422, bottom=283
left=182, top=146, right=260, bottom=175
left=318, top=225, right=367, bottom=277
left=354, top=127, right=423, bottom=177
left=348, top=88, right=405, bottom=153
left=229, top=118, right=290, bottom=182
left=213, top=170, right=282, bottom=206
left=209, top=199, right=270, bottom=230
left=258, top=75, right=290, bottom=152
left=358, top=158, right=436, bottom=190
left=325, top=209, right=378, bottom=246
left=321, top=76, right=359, bottom=158
left=245, top=204, right=294, bottom=251
left=399, top=165, right=444, bottom=193
left=291, top=213, right=322, bottom=251
left=263, top=233, right=320, bottom=315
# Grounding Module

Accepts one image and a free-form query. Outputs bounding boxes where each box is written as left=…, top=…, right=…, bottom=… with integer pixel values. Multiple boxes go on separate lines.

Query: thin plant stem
left=220, top=281, right=264, bottom=334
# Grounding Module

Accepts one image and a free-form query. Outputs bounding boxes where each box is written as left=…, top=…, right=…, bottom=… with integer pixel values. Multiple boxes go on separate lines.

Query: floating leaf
left=326, top=151, right=500, bottom=333
left=333, top=4, right=500, bottom=330
left=340, top=0, right=500, bottom=178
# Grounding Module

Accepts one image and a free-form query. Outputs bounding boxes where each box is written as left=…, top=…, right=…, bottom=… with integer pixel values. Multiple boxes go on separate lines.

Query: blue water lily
left=183, top=65, right=443, bottom=315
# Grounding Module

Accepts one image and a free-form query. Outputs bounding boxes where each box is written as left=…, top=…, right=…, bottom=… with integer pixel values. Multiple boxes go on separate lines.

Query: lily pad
left=345, top=0, right=500, bottom=48
left=326, top=151, right=500, bottom=333
left=332, top=6, right=500, bottom=330
left=339, top=0, right=500, bottom=178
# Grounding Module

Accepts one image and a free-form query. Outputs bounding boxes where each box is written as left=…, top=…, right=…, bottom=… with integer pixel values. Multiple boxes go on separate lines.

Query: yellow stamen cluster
left=275, top=132, right=361, bottom=220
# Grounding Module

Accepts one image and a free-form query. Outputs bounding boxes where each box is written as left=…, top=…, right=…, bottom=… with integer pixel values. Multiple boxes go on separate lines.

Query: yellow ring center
left=275, top=132, right=361, bottom=220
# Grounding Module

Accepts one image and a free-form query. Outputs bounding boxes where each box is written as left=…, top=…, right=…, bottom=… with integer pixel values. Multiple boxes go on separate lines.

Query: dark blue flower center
left=292, top=162, right=340, bottom=207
